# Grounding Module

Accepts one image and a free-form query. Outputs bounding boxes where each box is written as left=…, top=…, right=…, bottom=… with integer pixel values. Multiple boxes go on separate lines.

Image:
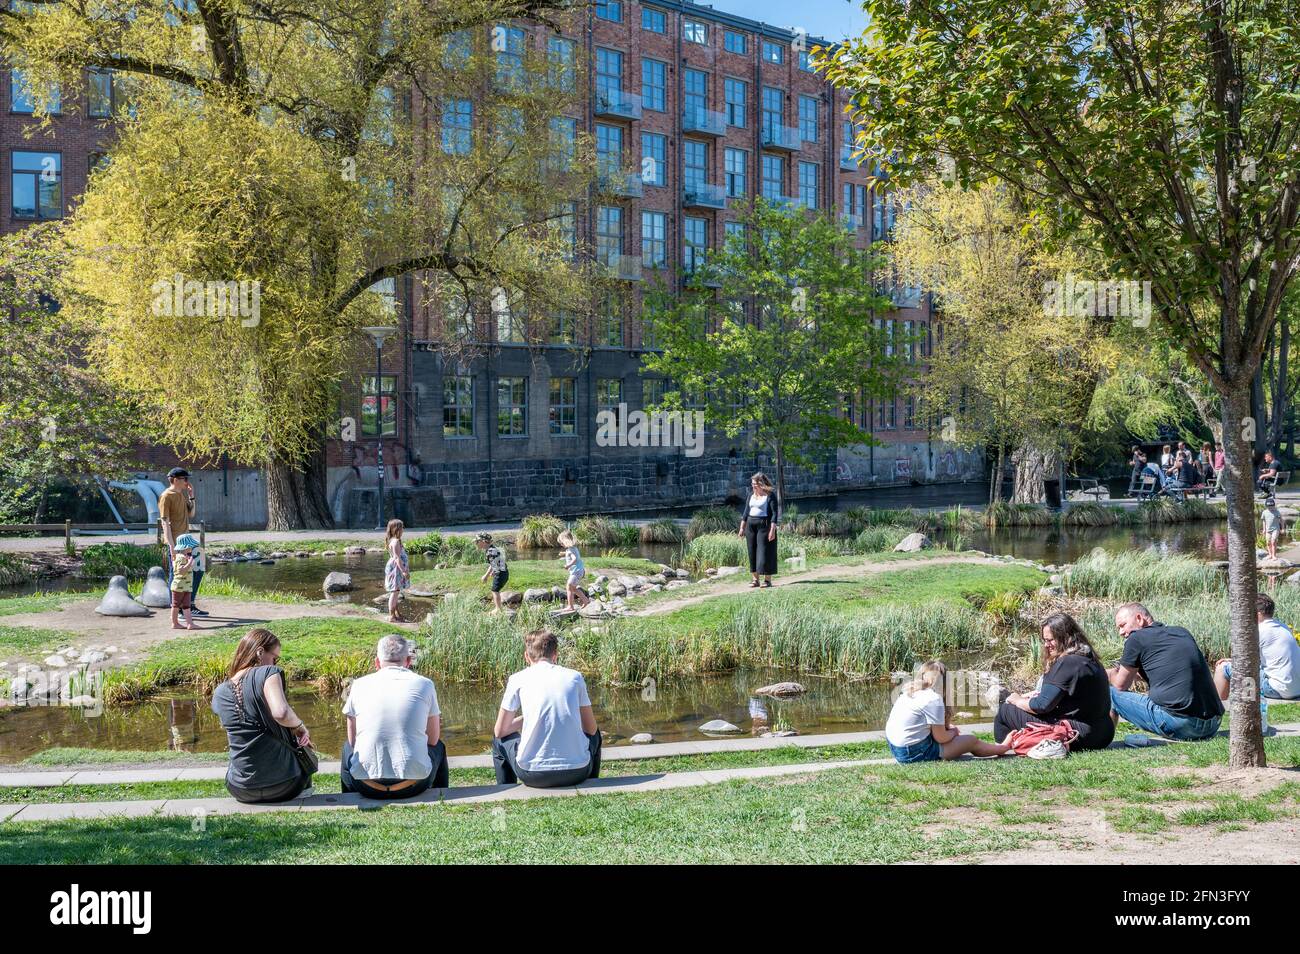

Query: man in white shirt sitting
left=492, top=629, right=601, bottom=788
left=341, top=634, right=449, bottom=799
left=1215, top=593, right=1300, bottom=704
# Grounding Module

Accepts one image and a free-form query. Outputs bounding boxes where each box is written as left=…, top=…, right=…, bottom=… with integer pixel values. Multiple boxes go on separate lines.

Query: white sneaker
left=1027, top=739, right=1068, bottom=760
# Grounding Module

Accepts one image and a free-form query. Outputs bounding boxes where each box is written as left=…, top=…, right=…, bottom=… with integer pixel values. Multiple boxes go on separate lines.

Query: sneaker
left=1027, top=739, right=1068, bottom=760
left=191, top=606, right=210, bottom=616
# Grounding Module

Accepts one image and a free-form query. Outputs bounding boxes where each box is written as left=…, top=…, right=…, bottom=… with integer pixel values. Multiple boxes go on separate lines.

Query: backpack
left=1005, top=720, right=1078, bottom=758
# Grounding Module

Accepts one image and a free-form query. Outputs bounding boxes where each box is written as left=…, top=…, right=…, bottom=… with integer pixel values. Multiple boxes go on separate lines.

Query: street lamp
left=363, top=325, right=398, bottom=530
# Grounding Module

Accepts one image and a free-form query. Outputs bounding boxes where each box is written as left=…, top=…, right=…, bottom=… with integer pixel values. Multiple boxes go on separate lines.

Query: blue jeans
left=1109, top=688, right=1221, bottom=741
left=887, top=735, right=942, bottom=764
left=1224, top=662, right=1300, bottom=701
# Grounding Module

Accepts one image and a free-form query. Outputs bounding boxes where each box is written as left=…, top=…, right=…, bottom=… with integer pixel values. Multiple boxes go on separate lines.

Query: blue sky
left=703, top=0, right=868, bottom=44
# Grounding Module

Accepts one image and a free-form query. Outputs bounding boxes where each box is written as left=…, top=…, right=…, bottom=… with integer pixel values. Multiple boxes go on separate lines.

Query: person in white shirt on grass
left=340, top=634, right=449, bottom=799
left=885, top=660, right=1011, bottom=763
left=1215, top=592, right=1300, bottom=703
left=492, top=629, right=601, bottom=788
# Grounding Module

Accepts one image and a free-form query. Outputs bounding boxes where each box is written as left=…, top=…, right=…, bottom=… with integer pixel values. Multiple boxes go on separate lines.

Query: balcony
left=682, top=106, right=727, bottom=137
left=595, top=89, right=642, bottom=121
left=683, top=181, right=727, bottom=209
left=761, top=123, right=801, bottom=152
left=840, top=146, right=860, bottom=171
left=764, top=192, right=802, bottom=211
left=597, top=167, right=644, bottom=198
left=602, top=253, right=643, bottom=282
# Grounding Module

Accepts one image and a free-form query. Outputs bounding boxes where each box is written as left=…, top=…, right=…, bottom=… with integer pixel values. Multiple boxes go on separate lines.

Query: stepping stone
left=323, top=571, right=353, bottom=594
left=138, top=566, right=172, bottom=607
left=699, top=719, right=741, bottom=733
left=753, top=681, right=806, bottom=697
left=94, top=576, right=151, bottom=617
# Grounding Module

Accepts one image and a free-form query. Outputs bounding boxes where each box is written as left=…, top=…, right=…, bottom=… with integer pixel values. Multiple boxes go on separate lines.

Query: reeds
left=639, top=518, right=686, bottom=545
left=516, top=514, right=566, bottom=549
left=574, top=515, right=639, bottom=547
left=1062, top=548, right=1224, bottom=601
left=686, top=506, right=739, bottom=540
left=77, top=542, right=167, bottom=579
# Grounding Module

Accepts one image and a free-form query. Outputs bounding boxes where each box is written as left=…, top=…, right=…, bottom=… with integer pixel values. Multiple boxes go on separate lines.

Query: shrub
left=403, top=532, right=482, bottom=566
left=517, top=514, right=565, bottom=549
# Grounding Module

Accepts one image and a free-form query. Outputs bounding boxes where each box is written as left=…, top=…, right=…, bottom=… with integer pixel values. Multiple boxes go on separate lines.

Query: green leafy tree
left=640, top=199, right=899, bottom=503
left=824, top=0, right=1300, bottom=767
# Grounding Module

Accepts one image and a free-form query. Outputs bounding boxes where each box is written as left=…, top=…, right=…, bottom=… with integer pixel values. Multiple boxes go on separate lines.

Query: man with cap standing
left=159, top=468, right=207, bottom=616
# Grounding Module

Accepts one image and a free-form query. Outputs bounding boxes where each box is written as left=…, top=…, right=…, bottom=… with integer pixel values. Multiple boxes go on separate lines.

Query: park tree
left=640, top=199, right=899, bottom=504
left=0, top=0, right=592, bottom=529
left=889, top=182, right=1113, bottom=504
left=824, top=0, right=1300, bottom=766
left=0, top=224, right=143, bottom=524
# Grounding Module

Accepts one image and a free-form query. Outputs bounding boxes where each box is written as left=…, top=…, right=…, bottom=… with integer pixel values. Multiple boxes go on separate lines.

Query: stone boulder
left=95, top=576, right=151, bottom=617
left=607, top=582, right=627, bottom=598
left=674, top=568, right=689, bottom=579
left=714, top=566, right=744, bottom=578
left=665, top=580, right=690, bottom=590
left=501, top=590, right=523, bottom=607
left=523, top=587, right=554, bottom=604
left=629, top=733, right=654, bottom=744
left=43, top=655, right=68, bottom=668
left=345, top=546, right=367, bottom=555
left=323, top=571, right=353, bottom=594
left=699, top=719, right=741, bottom=733
left=753, top=681, right=806, bottom=697
left=579, top=600, right=608, bottom=618
left=894, top=532, right=931, bottom=553
left=648, top=573, right=668, bottom=586
left=138, top=566, right=172, bottom=608
left=82, top=650, right=108, bottom=665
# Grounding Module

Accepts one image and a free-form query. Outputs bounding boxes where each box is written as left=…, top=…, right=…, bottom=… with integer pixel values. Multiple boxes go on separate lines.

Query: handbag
left=1004, top=720, right=1079, bottom=757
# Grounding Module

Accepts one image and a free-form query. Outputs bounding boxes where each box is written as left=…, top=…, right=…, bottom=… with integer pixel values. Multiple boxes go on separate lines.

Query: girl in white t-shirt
left=885, top=661, right=1011, bottom=763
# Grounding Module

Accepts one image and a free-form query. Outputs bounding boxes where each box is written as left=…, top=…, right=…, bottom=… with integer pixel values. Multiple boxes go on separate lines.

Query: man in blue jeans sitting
left=1108, top=603, right=1224, bottom=741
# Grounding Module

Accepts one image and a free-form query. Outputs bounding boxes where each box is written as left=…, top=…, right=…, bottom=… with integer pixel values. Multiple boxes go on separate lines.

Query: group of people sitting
left=211, top=627, right=601, bottom=804
left=1132, top=442, right=1284, bottom=500
left=886, top=595, right=1300, bottom=763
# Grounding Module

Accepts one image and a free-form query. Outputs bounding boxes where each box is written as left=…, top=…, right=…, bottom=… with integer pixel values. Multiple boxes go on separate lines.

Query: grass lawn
left=0, top=623, right=81, bottom=659
left=409, top=556, right=664, bottom=600
left=3, top=735, right=1296, bottom=864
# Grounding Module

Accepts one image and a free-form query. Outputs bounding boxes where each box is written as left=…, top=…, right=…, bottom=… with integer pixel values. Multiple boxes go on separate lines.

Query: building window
left=496, top=290, right=526, bottom=343
left=442, top=375, right=474, bottom=438
left=724, top=31, right=747, bottom=54
left=549, top=116, right=577, bottom=170
left=596, top=47, right=623, bottom=103
left=641, top=7, right=665, bottom=32
left=683, top=19, right=707, bottom=45
left=684, top=139, right=708, bottom=191
left=641, top=132, right=666, bottom=186
left=798, top=161, right=818, bottom=208
left=684, top=68, right=708, bottom=119
left=547, top=37, right=576, bottom=91
left=599, top=295, right=623, bottom=347
left=497, top=376, right=528, bottom=436
left=761, top=86, right=784, bottom=136
left=904, top=396, right=916, bottom=430
left=87, top=69, right=113, bottom=118
left=441, top=98, right=472, bottom=154
left=550, top=201, right=577, bottom=260
left=550, top=310, right=577, bottom=345
left=684, top=216, right=707, bottom=274
left=798, top=95, right=819, bottom=143
left=724, top=78, right=747, bottom=128
left=641, top=58, right=666, bottom=112
left=642, top=210, right=667, bottom=270
left=11, top=151, right=61, bottom=220
left=724, top=148, right=747, bottom=197
left=597, top=378, right=624, bottom=423
left=596, top=122, right=624, bottom=176
left=549, top=377, right=578, bottom=435
left=363, top=375, right=397, bottom=438
left=799, top=49, right=816, bottom=72
left=442, top=30, right=472, bottom=69
left=876, top=395, right=896, bottom=430
left=724, top=221, right=747, bottom=250
left=643, top=377, right=667, bottom=407
left=493, top=25, right=525, bottom=87
left=596, top=205, right=623, bottom=266
left=596, top=0, right=622, bottom=22
left=762, top=41, right=785, bottom=64
left=761, top=154, right=784, bottom=201
left=10, top=70, right=59, bottom=114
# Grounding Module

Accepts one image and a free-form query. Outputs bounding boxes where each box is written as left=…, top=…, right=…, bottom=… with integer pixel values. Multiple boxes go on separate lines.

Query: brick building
left=3, top=1, right=981, bottom=529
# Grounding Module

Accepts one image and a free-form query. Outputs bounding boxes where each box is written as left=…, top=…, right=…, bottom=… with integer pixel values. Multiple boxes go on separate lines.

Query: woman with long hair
left=884, top=660, right=1011, bottom=763
left=210, top=628, right=317, bottom=803
left=995, top=613, right=1115, bottom=750
left=737, top=472, right=780, bottom=588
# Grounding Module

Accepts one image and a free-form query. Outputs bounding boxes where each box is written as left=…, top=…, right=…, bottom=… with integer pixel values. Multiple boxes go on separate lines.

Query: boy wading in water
left=476, top=532, right=509, bottom=612
left=557, top=530, right=590, bottom=611
left=170, top=539, right=198, bottom=630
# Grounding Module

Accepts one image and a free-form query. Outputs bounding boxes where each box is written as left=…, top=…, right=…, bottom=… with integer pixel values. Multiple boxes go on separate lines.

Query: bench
left=1068, top=477, right=1107, bottom=501
left=1258, top=470, right=1291, bottom=496
left=1128, top=472, right=1160, bottom=500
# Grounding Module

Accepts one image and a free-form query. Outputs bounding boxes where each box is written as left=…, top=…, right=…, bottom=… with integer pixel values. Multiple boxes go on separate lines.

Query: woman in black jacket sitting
left=737, top=472, right=779, bottom=588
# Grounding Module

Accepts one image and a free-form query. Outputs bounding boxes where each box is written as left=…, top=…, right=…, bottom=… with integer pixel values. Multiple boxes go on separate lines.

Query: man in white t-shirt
left=492, top=629, right=601, bottom=788
left=1215, top=593, right=1300, bottom=703
left=341, top=634, right=448, bottom=799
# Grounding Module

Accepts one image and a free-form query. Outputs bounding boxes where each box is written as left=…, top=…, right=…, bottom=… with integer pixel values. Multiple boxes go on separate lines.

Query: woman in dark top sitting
left=211, top=627, right=316, bottom=803
left=737, top=472, right=779, bottom=588
left=994, top=612, right=1115, bottom=751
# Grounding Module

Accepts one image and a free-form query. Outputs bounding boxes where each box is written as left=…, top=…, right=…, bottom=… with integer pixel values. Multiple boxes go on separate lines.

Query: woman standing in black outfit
left=738, top=472, right=779, bottom=588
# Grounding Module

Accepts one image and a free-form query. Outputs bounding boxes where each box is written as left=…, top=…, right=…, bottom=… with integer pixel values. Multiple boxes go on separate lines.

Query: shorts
left=887, top=735, right=942, bottom=764
left=567, top=568, right=586, bottom=586
left=171, top=590, right=192, bottom=609
left=490, top=569, right=509, bottom=593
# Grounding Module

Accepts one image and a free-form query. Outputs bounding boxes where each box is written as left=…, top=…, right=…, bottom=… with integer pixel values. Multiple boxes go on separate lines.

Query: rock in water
left=323, top=571, right=353, bottom=594
left=893, top=532, right=931, bottom=552
left=699, top=719, right=741, bottom=733
left=95, top=576, right=151, bottom=617
left=139, top=566, right=172, bottom=608
left=753, top=681, right=806, bottom=697
left=630, top=733, right=654, bottom=744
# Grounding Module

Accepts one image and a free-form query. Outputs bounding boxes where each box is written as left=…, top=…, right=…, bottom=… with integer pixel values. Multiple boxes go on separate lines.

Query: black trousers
left=226, top=767, right=312, bottom=804
left=492, top=731, right=601, bottom=787
left=340, top=740, right=449, bottom=799
left=745, top=517, right=777, bottom=576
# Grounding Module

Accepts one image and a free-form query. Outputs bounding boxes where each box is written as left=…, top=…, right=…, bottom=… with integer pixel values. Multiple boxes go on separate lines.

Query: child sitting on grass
left=557, top=530, right=590, bottom=611
left=170, top=539, right=197, bottom=631
left=476, top=532, right=509, bottom=613
left=885, top=660, right=1010, bottom=763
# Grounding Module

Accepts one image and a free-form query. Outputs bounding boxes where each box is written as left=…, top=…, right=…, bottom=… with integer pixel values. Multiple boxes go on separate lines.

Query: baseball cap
left=167, top=467, right=190, bottom=479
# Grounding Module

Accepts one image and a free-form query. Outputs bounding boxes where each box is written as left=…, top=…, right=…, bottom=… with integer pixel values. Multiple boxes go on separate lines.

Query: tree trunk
left=265, top=441, right=334, bottom=531
left=773, top=444, right=786, bottom=513
left=1010, top=441, right=1058, bottom=504
left=1268, top=321, right=1289, bottom=451
left=1221, top=383, right=1266, bottom=768
left=989, top=442, right=1005, bottom=504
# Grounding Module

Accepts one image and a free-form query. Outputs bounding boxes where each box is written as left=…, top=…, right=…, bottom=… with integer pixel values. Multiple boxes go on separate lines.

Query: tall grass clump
left=790, top=510, right=852, bottom=536
left=851, top=526, right=912, bottom=553
left=686, top=506, right=738, bottom=540
left=77, top=542, right=166, bottom=579
left=414, top=599, right=553, bottom=683
left=1064, top=549, right=1224, bottom=601
left=403, top=532, right=482, bottom=565
left=639, top=518, right=685, bottom=545
left=574, top=515, right=638, bottom=547
left=0, top=553, right=37, bottom=587
left=1061, top=502, right=1123, bottom=527
left=517, top=514, right=565, bottom=548
left=927, top=505, right=984, bottom=533
left=684, top=532, right=840, bottom=570
left=858, top=507, right=927, bottom=531
left=984, top=501, right=1056, bottom=529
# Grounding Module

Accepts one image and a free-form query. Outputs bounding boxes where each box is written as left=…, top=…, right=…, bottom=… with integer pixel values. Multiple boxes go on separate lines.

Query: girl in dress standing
left=384, top=518, right=410, bottom=623
left=738, top=472, right=779, bottom=588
